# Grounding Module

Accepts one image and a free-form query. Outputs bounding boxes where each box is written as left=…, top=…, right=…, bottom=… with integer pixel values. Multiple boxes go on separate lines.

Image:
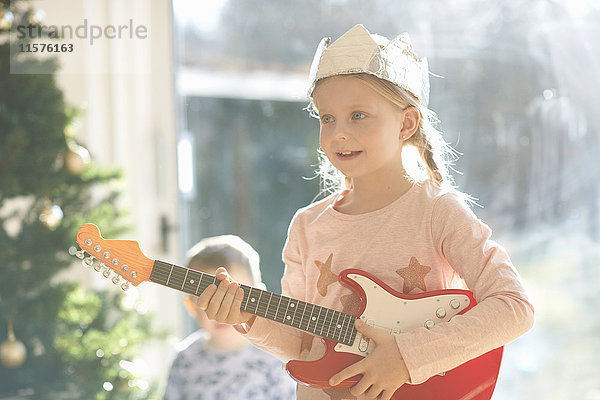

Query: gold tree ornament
left=0, top=320, right=27, bottom=368
left=0, top=10, right=14, bottom=30
left=39, top=203, right=64, bottom=229
left=64, top=142, right=91, bottom=175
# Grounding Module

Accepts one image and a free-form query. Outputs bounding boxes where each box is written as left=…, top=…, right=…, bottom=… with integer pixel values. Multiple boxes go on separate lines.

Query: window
left=172, top=1, right=600, bottom=397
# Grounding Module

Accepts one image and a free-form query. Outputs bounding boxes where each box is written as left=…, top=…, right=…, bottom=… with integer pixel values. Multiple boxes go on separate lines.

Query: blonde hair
left=309, top=73, right=458, bottom=195
left=185, top=235, right=262, bottom=285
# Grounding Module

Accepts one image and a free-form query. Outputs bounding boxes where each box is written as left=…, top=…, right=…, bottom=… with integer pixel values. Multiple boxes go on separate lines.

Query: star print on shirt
left=395, top=256, right=431, bottom=294
left=340, top=293, right=361, bottom=316
left=315, top=253, right=338, bottom=296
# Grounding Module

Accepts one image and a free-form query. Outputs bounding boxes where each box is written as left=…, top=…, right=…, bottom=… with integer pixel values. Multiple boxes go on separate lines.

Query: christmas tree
left=0, top=1, right=161, bottom=399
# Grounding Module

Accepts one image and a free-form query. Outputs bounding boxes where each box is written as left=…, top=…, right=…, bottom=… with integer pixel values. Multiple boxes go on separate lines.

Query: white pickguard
left=334, top=273, right=471, bottom=357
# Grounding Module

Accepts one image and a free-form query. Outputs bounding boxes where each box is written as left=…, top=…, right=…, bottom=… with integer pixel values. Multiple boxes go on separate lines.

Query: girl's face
left=314, top=76, right=408, bottom=186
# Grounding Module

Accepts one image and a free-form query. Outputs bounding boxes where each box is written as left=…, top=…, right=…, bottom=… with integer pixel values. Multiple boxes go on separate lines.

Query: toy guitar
left=74, top=223, right=503, bottom=400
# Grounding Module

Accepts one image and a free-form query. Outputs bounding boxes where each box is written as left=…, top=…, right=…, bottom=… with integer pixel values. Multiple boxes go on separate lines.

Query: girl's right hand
left=196, top=267, right=254, bottom=325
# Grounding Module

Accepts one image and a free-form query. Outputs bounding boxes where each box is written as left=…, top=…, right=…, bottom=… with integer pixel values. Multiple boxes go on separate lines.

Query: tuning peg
left=111, top=276, right=121, bottom=285
left=70, top=246, right=86, bottom=260
left=121, top=282, right=130, bottom=291
left=82, top=256, right=94, bottom=267
left=102, top=269, right=111, bottom=278
left=93, top=262, right=104, bottom=272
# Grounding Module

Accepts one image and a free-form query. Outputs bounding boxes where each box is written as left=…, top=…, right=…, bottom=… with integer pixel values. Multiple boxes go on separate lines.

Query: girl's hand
left=196, top=267, right=253, bottom=325
left=329, top=319, right=410, bottom=400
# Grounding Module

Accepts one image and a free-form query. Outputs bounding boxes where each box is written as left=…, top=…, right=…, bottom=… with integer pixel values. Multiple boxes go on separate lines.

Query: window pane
left=179, top=97, right=319, bottom=291
left=173, top=1, right=600, bottom=398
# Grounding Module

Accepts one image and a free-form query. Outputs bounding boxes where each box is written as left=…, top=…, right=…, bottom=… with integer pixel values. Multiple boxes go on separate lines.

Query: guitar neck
left=150, top=260, right=357, bottom=346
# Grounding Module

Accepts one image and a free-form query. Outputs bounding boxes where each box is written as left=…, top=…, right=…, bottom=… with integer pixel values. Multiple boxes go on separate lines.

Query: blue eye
left=352, top=112, right=365, bottom=120
left=321, top=115, right=334, bottom=124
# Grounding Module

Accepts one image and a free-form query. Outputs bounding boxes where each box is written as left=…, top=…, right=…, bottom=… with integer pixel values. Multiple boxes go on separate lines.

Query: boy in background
left=164, top=235, right=296, bottom=400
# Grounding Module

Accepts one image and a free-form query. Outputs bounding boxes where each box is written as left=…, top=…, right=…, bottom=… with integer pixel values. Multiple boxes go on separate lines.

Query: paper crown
left=307, top=24, right=430, bottom=105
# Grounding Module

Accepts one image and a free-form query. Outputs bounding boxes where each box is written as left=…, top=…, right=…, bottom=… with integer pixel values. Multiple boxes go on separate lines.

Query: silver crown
left=307, top=24, right=430, bottom=105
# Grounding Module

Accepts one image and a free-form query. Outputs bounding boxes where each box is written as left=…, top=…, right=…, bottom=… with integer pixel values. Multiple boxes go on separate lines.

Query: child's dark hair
left=185, top=235, right=262, bottom=285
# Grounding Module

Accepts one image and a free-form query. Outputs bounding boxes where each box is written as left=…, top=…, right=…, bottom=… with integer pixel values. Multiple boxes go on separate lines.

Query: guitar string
left=152, top=260, right=358, bottom=345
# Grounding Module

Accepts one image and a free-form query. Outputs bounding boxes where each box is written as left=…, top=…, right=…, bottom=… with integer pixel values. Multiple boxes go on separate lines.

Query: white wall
left=35, top=0, right=182, bottom=391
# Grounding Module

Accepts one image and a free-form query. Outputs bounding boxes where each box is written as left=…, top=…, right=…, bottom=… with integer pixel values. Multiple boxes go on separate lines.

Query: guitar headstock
left=74, top=223, right=153, bottom=290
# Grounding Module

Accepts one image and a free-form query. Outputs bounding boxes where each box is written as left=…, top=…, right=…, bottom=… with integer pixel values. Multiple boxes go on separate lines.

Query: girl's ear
left=400, top=106, right=420, bottom=141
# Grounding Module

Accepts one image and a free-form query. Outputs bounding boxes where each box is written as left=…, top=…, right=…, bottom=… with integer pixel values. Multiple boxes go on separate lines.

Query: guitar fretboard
left=149, top=260, right=358, bottom=346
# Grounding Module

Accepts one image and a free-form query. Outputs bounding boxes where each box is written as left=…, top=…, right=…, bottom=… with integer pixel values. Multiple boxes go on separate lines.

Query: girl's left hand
left=329, top=319, right=410, bottom=400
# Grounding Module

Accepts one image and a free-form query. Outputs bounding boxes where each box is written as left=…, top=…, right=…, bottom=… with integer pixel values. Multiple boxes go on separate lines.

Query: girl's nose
left=333, top=123, right=349, bottom=140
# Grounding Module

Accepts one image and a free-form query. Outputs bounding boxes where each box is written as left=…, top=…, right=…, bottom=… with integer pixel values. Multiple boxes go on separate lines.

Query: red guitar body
left=286, top=269, right=504, bottom=400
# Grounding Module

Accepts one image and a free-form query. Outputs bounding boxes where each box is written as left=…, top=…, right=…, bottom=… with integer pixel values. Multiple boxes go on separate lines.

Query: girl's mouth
left=336, top=150, right=362, bottom=160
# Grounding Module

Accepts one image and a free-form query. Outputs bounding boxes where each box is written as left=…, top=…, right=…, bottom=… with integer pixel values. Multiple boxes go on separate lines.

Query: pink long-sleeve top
left=245, top=180, right=534, bottom=399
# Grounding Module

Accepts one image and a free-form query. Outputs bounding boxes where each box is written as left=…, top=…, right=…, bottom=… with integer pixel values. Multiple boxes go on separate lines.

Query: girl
left=197, top=24, right=534, bottom=400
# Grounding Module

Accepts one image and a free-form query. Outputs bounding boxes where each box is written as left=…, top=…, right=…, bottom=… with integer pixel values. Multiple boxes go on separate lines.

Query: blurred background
left=1, top=0, right=599, bottom=398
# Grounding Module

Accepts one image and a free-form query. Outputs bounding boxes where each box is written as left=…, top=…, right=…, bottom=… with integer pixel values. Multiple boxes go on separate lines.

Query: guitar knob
left=82, top=257, right=94, bottom=267
left=358, top=336, right=369, bottom=352
left=424, top=320, right=435, bottom=329
left=450, top=299, right=460, bottom=310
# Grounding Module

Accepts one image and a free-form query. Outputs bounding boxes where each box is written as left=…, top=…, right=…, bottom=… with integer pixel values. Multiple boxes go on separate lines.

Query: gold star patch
left=395, top=257, right=431, bottom=294
left=340, top=293, right=361, bottom=316
left=315, top=253, right=338, bottom=296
